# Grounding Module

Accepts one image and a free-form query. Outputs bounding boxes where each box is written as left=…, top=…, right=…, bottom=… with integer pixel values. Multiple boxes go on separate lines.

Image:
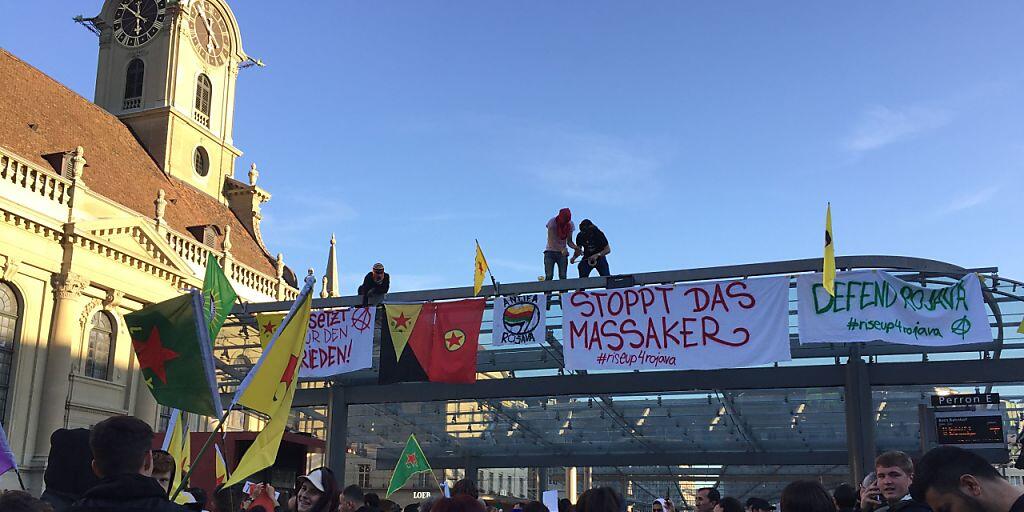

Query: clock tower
left=93, top=0, right=249, bottom=200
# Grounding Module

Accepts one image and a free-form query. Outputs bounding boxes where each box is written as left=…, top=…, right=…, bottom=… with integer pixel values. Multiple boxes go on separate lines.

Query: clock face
left=189, top=0, right=231, bottom=66
left=112, top=0, right=166, bottom=48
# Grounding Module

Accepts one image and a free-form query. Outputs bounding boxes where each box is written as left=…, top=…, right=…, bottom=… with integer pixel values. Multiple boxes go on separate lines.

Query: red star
left=392, top=312, right=410, bottom=329
left=280, top=355, right=299, bottom=388
left=446, top=332, right=463, bottom=349
left=262, top=321, right=277, bottom=334
left=133, top=327, right=179, bottom=384
left=476, top=261, right=484, bottom=273
left=406, top=453, right=418, bottom=465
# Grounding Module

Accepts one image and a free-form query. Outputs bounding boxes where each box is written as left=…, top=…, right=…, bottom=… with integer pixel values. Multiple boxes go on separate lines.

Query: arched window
left=194, top=74, right=212, bottom=127
left=0, top=282, right=19, bottom=421
left=85, top=311, right=115, bottom=380
left=123, top=59, right=144, bottom=109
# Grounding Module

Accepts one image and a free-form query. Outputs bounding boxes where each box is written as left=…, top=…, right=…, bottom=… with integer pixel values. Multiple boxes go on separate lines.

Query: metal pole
left=537, top=467, right=548, bottom=499
left=844, top=345, right=876, bottom=484
left=328, top=385, right=349, bottom=482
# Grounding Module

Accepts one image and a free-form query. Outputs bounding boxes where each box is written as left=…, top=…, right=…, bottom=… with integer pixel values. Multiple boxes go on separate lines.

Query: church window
left=193, top=146, right=210, bottom=177
left=0, top=282, right=20, bottom=422
left=84, top=311, right=115, bottom=380
left=194, top=73, right=212, bottom=128
left=123, top=59, right=144, bottom=109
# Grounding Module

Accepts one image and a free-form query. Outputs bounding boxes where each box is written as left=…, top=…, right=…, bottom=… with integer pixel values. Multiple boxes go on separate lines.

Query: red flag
left=407, top=299, right=485, bottom=384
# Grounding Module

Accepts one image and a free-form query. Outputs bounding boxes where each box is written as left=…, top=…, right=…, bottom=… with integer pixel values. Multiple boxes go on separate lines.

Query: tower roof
left=322, top=233, right=339, bottom=298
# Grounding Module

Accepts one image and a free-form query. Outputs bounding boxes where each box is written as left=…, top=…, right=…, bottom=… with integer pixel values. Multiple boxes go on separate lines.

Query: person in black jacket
left=571, top=219, right=612, bottom=278
left=67, top=415, right=187, bottom=512
left=911, top=446, right=1024, bottom=512
left=39, top=428, right=99, bottom=512
left=862, top=451, right=932, bottom=512
left=358, top=263, right=390, bottom=306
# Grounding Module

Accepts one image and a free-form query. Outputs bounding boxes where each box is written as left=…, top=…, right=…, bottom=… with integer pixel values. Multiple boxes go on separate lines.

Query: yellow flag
left=173, top=429, right=192, bottom=505
left=385, top=304, right=424, bottom=360
left=214, top=443, right=228, bottom=487
left=474, top=241, right=489, bottom=296
left=1018, top=319, right=1024, bottom=335
left=224, top=288, right=313, bottom=487
left=235, top=291, right=312, bottom=415
left=255, top=313, right=285, bottom=349
left=823, top=203, right=836, bottom=296
left=162, top=410, right=188, bottom=502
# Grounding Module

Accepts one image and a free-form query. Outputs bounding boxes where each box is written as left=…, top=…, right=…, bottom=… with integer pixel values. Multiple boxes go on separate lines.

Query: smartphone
left=862, top=473, right=883, bottom=504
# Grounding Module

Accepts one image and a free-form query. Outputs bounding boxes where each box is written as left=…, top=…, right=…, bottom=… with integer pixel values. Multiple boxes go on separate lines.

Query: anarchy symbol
left=951, top=315, right=972, bottom=340
left=351, top=307, right=373, bottom=333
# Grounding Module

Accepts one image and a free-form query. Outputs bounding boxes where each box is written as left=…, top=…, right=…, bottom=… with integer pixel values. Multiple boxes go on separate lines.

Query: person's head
left=780, top=481, right=836, bottom=512
left=366, top=493, right=382, bottom=509
left=406, top=504, right=421, bottom=512
left=558, top=498, right=573, bottom=512
left=833, top=484, right=858, bottom=510
left=341, top=485, right=365, bottom=512
left=578, top=219, right=595, bottom=232
left=42, top=427, right=99, bottom=499
left=151, top=449, right=176, bottom=496
left=432, top=496, right=487, bottom=512
left=696, top=488, right=722, bottom=512
left=189, top=487, right=209, bottom=511
left=524, top=502, right=550, bottom=512
left=876, top=451, right=916, bottom=503
left=296, top=467, right=340, bottom=512
left=452, top=479, right=479, bottom=499
left=748, top=498, right=775, bottom=512
left=381, top=500, right=400, bottom=512
left=421, top=495, right=441, bottom=512
left=0, top=490, right=55, bottom=512
left=910, top=446, right=1015, bottom=512
left=373, top=263, right=385, bottom=278
left=654, top=499, right=668, bottom=512
left=715, top=498, right=745, bottom=512
left=576, top=487, right=624, bottom=512
left=89, top=415, right=155, bottom=478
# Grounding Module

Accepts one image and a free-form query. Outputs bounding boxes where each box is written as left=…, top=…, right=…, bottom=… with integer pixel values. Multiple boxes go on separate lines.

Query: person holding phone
left=861, top=451, right=932, bottom=512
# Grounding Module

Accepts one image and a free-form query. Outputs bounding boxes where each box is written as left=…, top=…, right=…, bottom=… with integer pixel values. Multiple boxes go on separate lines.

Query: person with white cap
left=294, top=467, right=340, bottom=512
left=358, top=263, right=390, bottom=306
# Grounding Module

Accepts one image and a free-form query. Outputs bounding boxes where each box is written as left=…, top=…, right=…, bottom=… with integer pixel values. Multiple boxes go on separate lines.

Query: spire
left=323, top=233, right=339, bottom=298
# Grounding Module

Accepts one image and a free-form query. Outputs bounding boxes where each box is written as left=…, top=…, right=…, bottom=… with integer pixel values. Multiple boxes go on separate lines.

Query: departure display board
left=936, top=415, right=1004, bottom=445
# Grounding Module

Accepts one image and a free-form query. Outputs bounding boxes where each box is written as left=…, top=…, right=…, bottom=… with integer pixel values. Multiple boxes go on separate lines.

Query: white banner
left=492, top=294, right=547, bottom=346
left=797, top=270, right=991, bottom=346
left=561, top=277, right=791, bottom=371
left=257, top=306, right=376, bottom=378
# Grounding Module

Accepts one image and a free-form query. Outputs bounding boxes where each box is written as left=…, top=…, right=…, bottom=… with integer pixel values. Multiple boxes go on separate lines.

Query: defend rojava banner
left=256, top=306, right=376, bottom=378
left=561, top=276, right=791, bottom=371
left=797, top=270, right=991, bottom=346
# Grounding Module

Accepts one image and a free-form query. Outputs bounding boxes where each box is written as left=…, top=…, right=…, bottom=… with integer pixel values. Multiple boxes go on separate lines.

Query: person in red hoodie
left=543, top=208, right=579, bottom=281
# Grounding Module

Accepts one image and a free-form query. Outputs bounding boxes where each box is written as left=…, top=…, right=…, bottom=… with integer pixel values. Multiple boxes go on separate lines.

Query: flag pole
left=170, top=406, right=233, bottom=501
left=13, top=468, right=25, bottom=490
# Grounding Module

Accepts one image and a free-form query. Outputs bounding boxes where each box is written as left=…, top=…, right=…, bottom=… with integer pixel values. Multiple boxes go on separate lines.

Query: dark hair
left=875, top=451, right=914, bottom=476
left=718, top=498, right=744, bottom=512
left=433, top=496, right=487, bottom=512
left=251, top=507, right=268, bottom=512
left=833, top=484, right=857, bottom=509
left=558, top=498, right=574, bottom=512
left=42, top=428, right=99, bottom=499
left=524, top=502, right=550, bottom=512
left=698, top=488, right=721, bottom=504
left=577, top=487, right=624, bottom=512
left=0, top=490, right=55, bottom=512
left=301, top=467, right=341, bottom=512
left=344, top=485, right=366, bottom=504
left=406, top=504, right=422, bottom=512
left=214, top=485, right=236, bottom=512
left=89, top=415, right=154, bottom=477
left=188, top=487, right=208, bottom=509
left=452, top=479, right=479, bottom=499
left=781, top=481, right=835, bottom=512
left=910, top=446, right=1004, bottom=502
left=579, top=219, right=595, bottom=230
left=366, top=493, right=382, bottom=508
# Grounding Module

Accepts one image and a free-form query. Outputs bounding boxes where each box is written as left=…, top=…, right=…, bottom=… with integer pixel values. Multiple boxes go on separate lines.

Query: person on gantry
left=358, top=263, right=390, bottom=306
left=572, top=219, right=612, bottom=278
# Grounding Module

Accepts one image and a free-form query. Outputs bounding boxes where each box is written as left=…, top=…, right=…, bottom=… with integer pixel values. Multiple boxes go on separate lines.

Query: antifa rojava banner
left=561, top=277, right=791, bottom=371
left=492, top=294, right=547, bottom=346
left=256, top=306, right=376, bottom=378
left=797, top=270, right=992, bottom=346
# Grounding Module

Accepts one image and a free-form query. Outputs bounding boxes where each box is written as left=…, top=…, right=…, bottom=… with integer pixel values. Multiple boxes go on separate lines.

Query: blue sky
left=6, top=2, right=1024, bottom=293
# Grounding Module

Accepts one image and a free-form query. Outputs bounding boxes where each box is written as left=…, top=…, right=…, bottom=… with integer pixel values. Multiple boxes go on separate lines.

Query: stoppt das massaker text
left=567, top=282, right=756, bottom=352
left=810, top=279, right=969, bottom=314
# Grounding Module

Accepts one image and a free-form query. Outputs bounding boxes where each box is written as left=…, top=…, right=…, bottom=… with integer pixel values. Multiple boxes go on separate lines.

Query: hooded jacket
left=40, top=428, right=99, bottom=512
left=66, top=473, right=188, bottom=512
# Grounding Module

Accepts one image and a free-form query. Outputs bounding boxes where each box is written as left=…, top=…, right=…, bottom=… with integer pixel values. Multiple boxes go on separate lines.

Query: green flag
left=203, top=253, right=238, bottom=343
left=126, top=291, right=223, bottom=417
left=386, top=434, right=433, bottom=497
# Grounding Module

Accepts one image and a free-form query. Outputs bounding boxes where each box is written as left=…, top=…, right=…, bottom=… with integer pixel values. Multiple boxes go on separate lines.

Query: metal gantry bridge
left=211, top=256, right=1024, bottom=503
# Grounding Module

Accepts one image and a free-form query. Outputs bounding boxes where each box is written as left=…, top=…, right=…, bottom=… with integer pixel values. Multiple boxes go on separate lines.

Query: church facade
left=0, top=0, right=299, bottom=491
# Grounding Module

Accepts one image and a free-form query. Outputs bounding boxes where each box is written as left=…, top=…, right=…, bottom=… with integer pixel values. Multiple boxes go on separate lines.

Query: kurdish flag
left=203, top=253, right=238, bottom=343
left=473, top=241, right=489, bottom=296
left=823, top=203, right=836, bottom=297
left=126, top=291, right=223, bottom=417
left=224, top=277, right=314, bottom=487
left=379, top=300, right=485, bottom=384
left=386, top=434, right=432, bottom=498
left=214, top=444, right=228, bottom=486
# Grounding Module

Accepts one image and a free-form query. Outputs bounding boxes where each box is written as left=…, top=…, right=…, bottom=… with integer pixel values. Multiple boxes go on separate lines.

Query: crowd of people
left=2, top=415, right=1024, bottom=512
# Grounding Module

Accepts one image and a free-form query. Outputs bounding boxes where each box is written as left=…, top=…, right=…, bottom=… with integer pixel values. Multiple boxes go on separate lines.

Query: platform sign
left=931, top=393, right=1000, bottom=407
left=934, top=410, right=1005, bottom=447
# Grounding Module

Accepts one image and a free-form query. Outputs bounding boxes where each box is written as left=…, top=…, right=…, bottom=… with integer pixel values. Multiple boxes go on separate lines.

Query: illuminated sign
left=935, top=414, right=1004, bottom=445
left=931, top=393, right=1000, bottom=407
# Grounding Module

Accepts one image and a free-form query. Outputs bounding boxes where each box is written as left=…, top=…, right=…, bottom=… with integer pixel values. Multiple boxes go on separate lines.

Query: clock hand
left=122, top=3, right=148, bottom=23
